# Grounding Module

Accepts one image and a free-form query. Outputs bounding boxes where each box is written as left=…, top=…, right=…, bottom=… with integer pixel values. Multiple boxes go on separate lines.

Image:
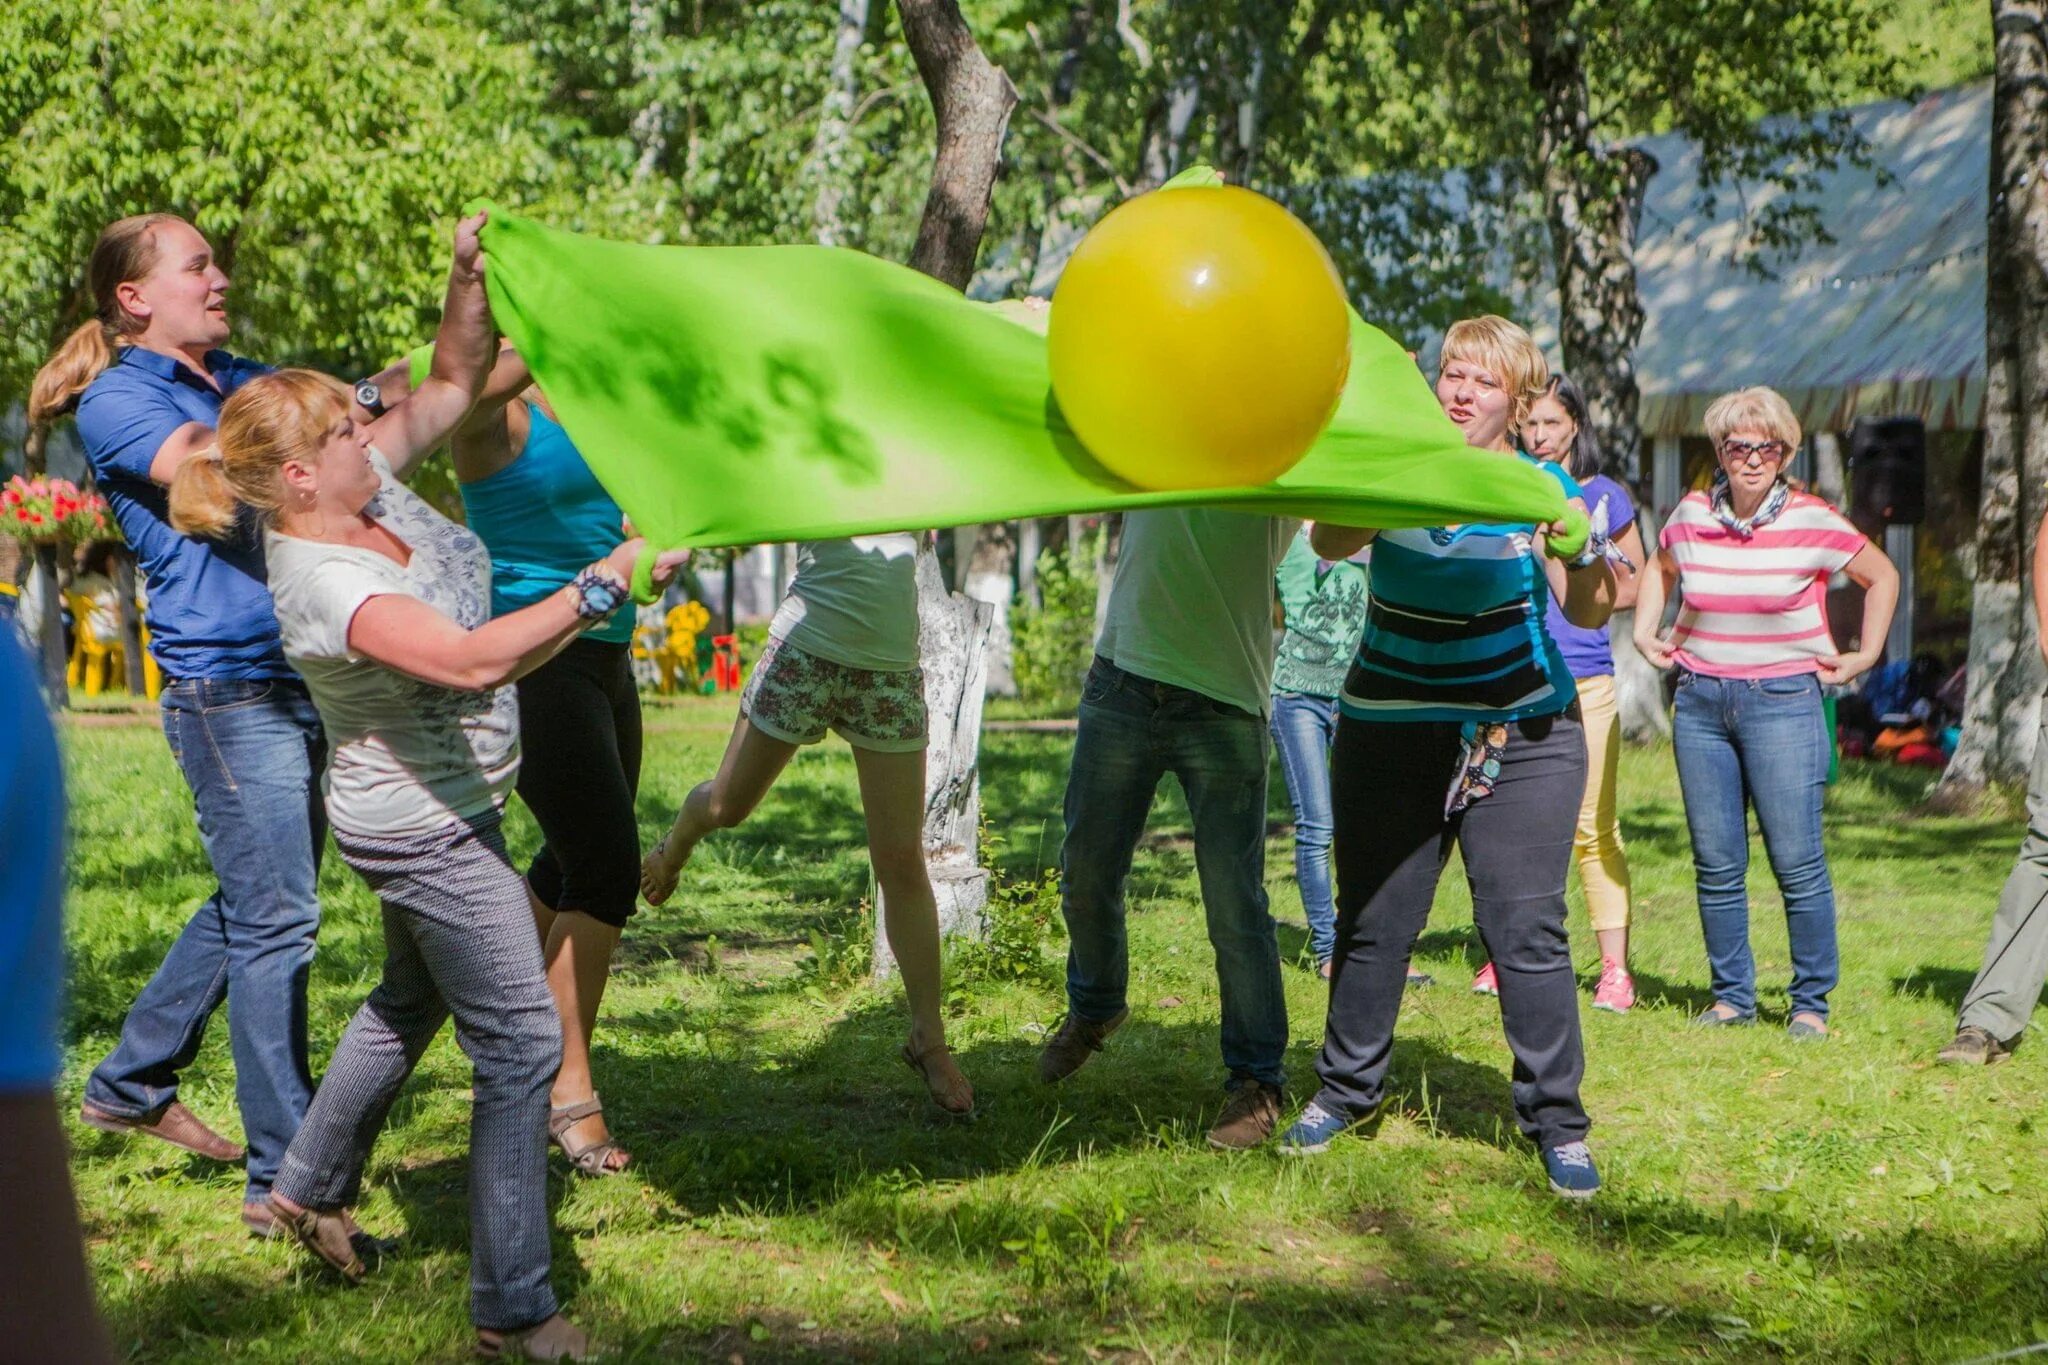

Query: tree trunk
left=1612, top=498, right=1671, bottom=741
left=1812, top=431, right=1847, bottom=510
left=21, top=423, right=66, bottom=706
left=963, top=520, right=1017, bottom=697
left=1018, top=517, right=1044, bottom=609
left=1525, top=0, right=1658, bottom=484
left=1943, top=0, right=2048, bottom=794
left=879, top=0, right=1018, bottom=973
left=808, top=0, right=870, bottom=248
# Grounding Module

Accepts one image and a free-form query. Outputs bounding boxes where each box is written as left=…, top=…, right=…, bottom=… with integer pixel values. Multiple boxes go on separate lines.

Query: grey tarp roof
left=1629, top=83, right=1986, bottom=436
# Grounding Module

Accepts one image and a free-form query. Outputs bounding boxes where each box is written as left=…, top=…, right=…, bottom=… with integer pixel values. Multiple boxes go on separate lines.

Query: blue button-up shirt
left=75, top=346, right=291, bottom=680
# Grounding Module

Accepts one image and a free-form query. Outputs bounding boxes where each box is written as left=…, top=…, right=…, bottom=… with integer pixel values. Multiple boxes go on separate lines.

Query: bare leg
left=542, top=911, right=626, bottom=1170
left=641, top=718, right=800, bottom=905
left=1595, top=926, right=1627, bottom=966
left=851, top=745, right=972, bottom=1114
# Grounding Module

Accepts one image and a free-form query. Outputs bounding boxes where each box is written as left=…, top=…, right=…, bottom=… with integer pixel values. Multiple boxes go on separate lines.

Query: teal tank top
left=458, top=404, right=634, bottom=645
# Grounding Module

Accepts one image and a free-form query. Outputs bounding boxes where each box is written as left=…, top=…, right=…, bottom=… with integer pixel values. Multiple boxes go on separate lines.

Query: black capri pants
left=516, top=638, right=643, bottom=928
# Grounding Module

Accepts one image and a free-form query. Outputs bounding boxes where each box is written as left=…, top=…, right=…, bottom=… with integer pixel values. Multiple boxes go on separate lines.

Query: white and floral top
left=265, top=448, right=521, bottom=838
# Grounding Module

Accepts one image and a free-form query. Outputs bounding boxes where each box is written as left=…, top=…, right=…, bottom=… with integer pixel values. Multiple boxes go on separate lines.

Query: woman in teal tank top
left=381, top=351, right=647, bottom=1178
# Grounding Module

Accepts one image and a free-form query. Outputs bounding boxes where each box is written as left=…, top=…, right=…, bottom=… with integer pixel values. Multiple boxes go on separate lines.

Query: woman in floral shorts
left=642, top=534, right=973, bottom=1114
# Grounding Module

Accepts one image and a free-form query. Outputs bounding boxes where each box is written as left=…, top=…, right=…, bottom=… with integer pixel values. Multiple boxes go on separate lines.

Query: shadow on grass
left=1893, top=964, right=1979, bottom=1011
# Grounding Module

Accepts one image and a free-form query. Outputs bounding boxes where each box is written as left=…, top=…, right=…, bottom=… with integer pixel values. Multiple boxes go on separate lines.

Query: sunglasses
left=1719, top=439, right=1789, bottom=464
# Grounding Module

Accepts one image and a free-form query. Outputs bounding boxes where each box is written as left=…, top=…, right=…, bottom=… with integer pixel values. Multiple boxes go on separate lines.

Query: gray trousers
left=1958, top=712, right=2048, bottom=1043
left=274, top=815, right=563, bottom=1331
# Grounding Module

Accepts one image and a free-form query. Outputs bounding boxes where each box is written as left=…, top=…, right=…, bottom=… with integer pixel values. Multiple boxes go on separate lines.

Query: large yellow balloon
left=1048, top=185, right=1351, bottom=490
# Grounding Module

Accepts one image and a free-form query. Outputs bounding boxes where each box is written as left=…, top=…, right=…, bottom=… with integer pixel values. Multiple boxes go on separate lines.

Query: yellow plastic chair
left=138, top=620, right=161, bottom=700
left=630, top=619, right=668, bottom=694
left=65, top=590, right=122, bottom=697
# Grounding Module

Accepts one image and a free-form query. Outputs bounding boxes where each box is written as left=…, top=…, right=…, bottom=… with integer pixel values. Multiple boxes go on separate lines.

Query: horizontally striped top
left=1659, top=487, right=1867, bottom=679
left=1337, top=457, right=1580, bottom=724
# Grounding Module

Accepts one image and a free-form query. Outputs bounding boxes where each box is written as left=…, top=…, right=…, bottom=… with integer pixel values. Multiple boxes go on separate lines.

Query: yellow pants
left=1573, top=673, right=1633, bottom=933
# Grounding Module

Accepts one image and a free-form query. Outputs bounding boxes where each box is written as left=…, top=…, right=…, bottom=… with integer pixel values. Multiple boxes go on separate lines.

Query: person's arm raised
left=347, top=539, right=688, bottom=692
left=362, top=213, right=495, bottom=482
left=1311, top=523, right=1376, bottom=559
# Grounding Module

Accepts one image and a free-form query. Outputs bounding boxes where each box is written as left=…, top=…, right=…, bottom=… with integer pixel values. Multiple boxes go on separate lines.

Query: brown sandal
left=548, top=1096, right=630, bottom=1176
left=266, top=1197, right=367, bottom=1284
left=900, top=1039, right=976, bottom=1118
left=475, top=1312, right=595, bottom=1361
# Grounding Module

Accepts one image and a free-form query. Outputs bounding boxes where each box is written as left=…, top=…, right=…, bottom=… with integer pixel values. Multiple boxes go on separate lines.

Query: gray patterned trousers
left=274, top=813, right=563, bottom=1330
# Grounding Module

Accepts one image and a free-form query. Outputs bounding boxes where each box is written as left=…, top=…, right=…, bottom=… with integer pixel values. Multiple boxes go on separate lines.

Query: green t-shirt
left=1271, top=528, right=1370, bottom=699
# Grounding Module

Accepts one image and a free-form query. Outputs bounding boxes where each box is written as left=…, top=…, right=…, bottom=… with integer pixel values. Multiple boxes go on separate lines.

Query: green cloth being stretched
left=464, top=198, right=1571, bottom=553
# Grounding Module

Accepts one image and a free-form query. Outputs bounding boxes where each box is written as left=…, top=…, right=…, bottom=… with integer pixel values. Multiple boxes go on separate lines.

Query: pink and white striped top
left=1659, top=489, right=1868, bottom=679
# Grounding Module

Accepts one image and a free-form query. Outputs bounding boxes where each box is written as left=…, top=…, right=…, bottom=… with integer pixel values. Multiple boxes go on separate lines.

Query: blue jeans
left=1672, top=670, right=1839, bottom=1021
left=1269, top=691, right=1338, bottom=963
left=86, top=677, right=327, bottom=1200
left=1060, top=658, right=1288, bottom=1088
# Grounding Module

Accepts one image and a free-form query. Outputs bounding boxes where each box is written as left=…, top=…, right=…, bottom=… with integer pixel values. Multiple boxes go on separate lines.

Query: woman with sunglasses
left=1634, top=387, right=1897, bottom=1039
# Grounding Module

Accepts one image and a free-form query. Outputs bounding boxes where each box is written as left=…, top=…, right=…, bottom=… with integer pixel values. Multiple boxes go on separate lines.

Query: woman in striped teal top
left=1277, top=317, right=1617, bottom=1202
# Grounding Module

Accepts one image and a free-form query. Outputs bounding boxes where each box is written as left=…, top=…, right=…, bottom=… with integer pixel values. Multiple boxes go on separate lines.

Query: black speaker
left=1848, top=415, right=1926, bottom=526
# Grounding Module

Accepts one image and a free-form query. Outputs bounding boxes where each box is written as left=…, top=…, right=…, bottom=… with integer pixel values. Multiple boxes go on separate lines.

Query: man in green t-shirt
left=1036, top=508, right=1297, bottom=1152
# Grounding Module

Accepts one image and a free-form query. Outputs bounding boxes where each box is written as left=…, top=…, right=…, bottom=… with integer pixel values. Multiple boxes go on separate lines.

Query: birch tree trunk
left=21, top=424, right=65, bottom=706
left=1526, top=0, right=1658, bottom=483
left=877, top=0, right=1018, bottom=974
left=808, top=0, right=869, bottom=248
left=1613, top=500, right=1670, bottom=740
left=1942, top=0, right=2048, bottom=794
left=962, top=520, right=1018, bottom=697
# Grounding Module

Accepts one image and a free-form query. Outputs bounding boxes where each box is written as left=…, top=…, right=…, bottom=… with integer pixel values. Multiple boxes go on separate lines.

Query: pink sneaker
left=1592, top=959, right=1636, bottom=1013
left=1471, top=962, right=1499, bottom=997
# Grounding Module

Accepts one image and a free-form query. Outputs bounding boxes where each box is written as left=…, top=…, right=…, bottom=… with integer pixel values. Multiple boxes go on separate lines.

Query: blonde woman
left=168, top=215, right=681, bottom=1361
left=1281, top=317, right=1617, bottom=1202
left=1636, top=387, right=1897, bottom=1040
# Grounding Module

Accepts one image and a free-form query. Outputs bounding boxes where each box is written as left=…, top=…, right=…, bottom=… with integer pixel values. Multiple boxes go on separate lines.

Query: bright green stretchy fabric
left=463, top=198, right=1572, bottom=554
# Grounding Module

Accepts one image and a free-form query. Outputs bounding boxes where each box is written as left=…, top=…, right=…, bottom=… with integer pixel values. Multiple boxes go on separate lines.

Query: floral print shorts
left=741, top=636, right=928, bottom=753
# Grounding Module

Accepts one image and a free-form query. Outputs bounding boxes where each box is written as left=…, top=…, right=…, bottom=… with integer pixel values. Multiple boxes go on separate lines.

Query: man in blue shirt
left=0, top=629, right=115, bottom=1362
left=33, top=213, right=332, bottom=1235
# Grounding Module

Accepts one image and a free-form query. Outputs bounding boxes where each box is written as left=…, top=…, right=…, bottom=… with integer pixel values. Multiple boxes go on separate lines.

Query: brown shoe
left=1937, top=1024, right=2014, bottom=1066
left=1037, top=1008, right=1129, bottom=1083
left=1207, top=1080, right=1283, bottom=1150
left=80, top=1099, right=243, bottom=1162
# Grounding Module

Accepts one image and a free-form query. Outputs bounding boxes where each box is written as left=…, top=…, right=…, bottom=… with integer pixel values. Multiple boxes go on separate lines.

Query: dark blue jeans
left=1060, top=658, right=1288, bottom=1088
left=1269, top=691, right=1339, bottom=963
left=1672, top=669, right=1839, bottom=1021
left=86, top=677, right=327, bottom=1200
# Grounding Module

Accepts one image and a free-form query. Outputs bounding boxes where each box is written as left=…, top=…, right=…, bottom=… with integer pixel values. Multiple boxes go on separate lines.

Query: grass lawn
left=56, top=694, right=2048, bottom=1362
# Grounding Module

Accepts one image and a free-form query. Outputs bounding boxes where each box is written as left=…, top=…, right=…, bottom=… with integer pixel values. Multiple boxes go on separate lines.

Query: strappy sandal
left=475, top=1312, right=595, bottom=1361
left=266, top=1196, right=367, bottom=1284
left=548, top=1096, right=630, bottom=1176
left=900, top=1039, right=976, bottom=1118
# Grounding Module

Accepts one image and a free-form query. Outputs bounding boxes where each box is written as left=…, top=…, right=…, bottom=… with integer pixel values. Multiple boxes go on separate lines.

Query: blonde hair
left=1704, top=386, right=1801, bottom=450
left=1440, top=315, right=1551, bottom=429
left=28, top=214, right=189, bottom=426
left=169, top=370, right=351, bottom=539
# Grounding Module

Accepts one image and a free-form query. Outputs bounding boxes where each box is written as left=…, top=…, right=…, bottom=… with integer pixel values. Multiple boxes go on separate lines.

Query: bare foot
left=639, top=829, right=695, bottom=905
left=902, top=1033, right=975, bottom=1116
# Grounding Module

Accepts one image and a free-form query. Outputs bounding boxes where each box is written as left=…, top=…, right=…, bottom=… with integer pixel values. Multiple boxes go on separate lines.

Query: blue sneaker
left=1543, top=1141, right=1601, bottom=1199
left=1278, top=1100, right=1358, bottom=1156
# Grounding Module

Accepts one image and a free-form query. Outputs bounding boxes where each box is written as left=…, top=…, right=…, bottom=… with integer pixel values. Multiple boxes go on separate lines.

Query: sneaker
left=1936, top=1024, right=2014, bottom=1066
left=1277, top=1100, right=1365, bottom=1156
left=1543, top=1141, right=1601, bottom=1199
left=1207, top=1080, right=1282, bottom=1150
left=1036, top=1008, right=1129, bottom=1083
left=1471, top=962, right=1499, bottom=997
left=1591, top=959, right=1635, bottom=1013
left=1405, top=968, right=1435, bottom=989
left=1691, top=1004, right=1755, bottom=1027
left=1786, top=1013, right=1829, bottom=1041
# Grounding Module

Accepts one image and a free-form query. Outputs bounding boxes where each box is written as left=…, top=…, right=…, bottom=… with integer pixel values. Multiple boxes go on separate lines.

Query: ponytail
left=29, top=321, right=119, bottom=425
left=167, top=448, right=239, bottom=539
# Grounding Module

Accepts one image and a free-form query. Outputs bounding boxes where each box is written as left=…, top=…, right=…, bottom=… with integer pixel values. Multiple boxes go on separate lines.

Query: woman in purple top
left=1471, top=376, right=1646, bottom=1013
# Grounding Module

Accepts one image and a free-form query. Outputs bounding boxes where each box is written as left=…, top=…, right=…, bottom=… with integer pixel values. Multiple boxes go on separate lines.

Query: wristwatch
left=354, top=379, right=386, bottom=418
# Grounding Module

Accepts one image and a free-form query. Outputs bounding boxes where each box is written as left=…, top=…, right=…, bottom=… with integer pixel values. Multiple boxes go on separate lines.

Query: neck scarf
left=1709, top=472, right=1791, bottom=540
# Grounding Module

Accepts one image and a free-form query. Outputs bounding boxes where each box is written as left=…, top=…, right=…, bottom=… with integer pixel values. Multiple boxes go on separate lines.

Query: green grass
left=57, top=695, right=2048, bottom=1362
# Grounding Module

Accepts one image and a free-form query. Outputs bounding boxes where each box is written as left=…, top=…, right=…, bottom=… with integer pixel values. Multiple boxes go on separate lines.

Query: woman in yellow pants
left=1471, top=375, right=1646, bottom=1012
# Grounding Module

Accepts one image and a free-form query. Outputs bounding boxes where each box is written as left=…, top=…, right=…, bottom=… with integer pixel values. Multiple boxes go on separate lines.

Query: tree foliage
left=0, top=0, right=567, bottom=410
